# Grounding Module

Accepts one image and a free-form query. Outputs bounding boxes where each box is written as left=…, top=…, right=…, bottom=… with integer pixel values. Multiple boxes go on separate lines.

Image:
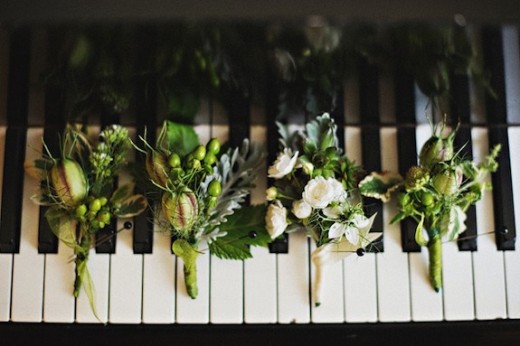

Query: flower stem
left=427, top=229, right=442, bottom=292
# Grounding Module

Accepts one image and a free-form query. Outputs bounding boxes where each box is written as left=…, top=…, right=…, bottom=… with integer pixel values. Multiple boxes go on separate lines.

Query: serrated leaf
left=164, top=121, right=199, bottom=156
left=359, top=171, right=403, bottom=202
left=209, top=205, right=270, bottom=260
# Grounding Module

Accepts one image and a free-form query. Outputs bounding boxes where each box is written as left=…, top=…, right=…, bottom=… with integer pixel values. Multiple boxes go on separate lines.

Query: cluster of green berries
left=74, top=196, right=112, bottom=230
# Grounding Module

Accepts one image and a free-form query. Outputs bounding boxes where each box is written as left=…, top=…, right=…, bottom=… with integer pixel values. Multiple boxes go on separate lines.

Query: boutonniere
left=24, top=125, right=148, bottom=320
left=136, top=121, right=269, bottom=299
left=265, top=113, right=381, bottom=306
left=359, top=119, right=500, bottom=291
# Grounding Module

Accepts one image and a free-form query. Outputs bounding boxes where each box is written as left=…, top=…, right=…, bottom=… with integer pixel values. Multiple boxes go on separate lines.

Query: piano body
left=1, top=1, right=520, bottom=344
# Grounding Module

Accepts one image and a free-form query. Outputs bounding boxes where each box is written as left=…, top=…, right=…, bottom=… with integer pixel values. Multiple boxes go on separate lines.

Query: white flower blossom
left=302, top=176, right=345, bottom=209
left=268, top=148, right=299, bottom=179
left=352, top=214, right=370, bottom=229
left=328, top=222, right=359, bottom=245
left=265, top=201, right=288, bottom=239
left=292, top=199, right=312, bottom=219
left=323, top=205, right=342, bottom=219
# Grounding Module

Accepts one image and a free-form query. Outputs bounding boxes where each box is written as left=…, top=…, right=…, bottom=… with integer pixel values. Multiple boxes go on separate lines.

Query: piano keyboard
left=0, top=24, right=520, bottom=328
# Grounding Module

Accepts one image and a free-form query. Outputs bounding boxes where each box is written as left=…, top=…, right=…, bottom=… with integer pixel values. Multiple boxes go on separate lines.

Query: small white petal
left=344, top=225, right=360, bottom=245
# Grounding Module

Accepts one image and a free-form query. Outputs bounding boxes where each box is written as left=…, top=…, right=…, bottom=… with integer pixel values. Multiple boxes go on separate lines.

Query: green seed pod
left=162, top=188, right=199, bottom=235
left=432, top=168, right=462, bottom=196
left=145, top=151, right=170, bottom=187
left=405, top=166, right=430, bottom=191
left=50, top=159, right=88, bottom=207
left=419, top=135, right=455, bottom=168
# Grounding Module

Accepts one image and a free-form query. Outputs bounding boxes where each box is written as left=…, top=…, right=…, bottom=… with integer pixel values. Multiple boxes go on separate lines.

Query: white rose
left=265, top=201, right=288, bottom=239
left=292, top=199, right=312, bottom=219
left=329, top=179, right=347, bottom=202
left=302, top=177, right=342, bottom=209
left=266, top=187, right=278, bottom=201
left=268, top=148, right=299, bottom=179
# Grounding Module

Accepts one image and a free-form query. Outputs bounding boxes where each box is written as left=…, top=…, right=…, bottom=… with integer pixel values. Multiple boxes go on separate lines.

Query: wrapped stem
left=427, top=229, right=442, bottom=292
left=172, top=239, right=199, bottom=299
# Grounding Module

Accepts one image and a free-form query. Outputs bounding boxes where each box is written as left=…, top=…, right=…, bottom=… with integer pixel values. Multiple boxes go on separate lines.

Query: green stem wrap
left=427, top=229, right=442, bottom=292
left=172, top=239, right=199, bottom=299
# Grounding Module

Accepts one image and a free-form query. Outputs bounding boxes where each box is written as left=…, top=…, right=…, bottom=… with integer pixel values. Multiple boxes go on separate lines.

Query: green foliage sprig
left=25, top=125, right=148, bottom=321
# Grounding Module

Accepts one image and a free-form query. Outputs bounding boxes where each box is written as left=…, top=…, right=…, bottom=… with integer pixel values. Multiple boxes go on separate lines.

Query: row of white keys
left=0, top=126, right=12, bottom=321
left=503, top=25, right=520, bottom=319
left=243, top=124, right=277, bottom=323
left=278, top=124, right=310, bottom=324
left=343, top=126, right=378, bottom=323
left=209, top=124, right=244, bottom=323
left=472, top=128, right=507, bottom=319
left=176, top=124, right=211, bottom=323
left=10, top=128, right=45, bottom=322
left=377, top=127, right=412, bottom=322
left=408, top=124, right=443, bottom=321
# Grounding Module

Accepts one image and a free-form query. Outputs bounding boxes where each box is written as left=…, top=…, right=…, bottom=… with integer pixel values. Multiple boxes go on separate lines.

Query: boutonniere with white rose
left=135, top=121, right=270, bottom=299
left=359, top=119, right=500, bottom=292
left=265, top=113, right=381, bottom=306
left=25, top=125, right=148, bottom=321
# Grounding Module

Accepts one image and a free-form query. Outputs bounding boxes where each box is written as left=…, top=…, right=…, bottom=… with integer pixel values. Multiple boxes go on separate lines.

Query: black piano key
left=482, top=26, right=516, bottom=251
left=94, top=111, right=120, bottom=254
left=0, top=29, right=31, bottom=254
left=359, top=59, right=384, bottom=252
left=449, top=73, right=477, bottom=251
left=265, top=67, right=288, bottom=254
left=133, top=27, right=157, bottom=254
left=395, top=69, right=421, bottom=252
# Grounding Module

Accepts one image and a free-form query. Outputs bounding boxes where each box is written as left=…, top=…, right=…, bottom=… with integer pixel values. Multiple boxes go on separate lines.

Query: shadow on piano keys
left=1, top=7, right=520, bottom=345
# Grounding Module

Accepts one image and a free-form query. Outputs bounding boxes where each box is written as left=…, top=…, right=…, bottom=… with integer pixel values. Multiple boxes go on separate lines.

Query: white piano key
left=10, top=128, right=45, bottom=322
left=243, top=125, right=277, bottom=324
left=75, top=250, right=109, bottom=323
left=310, top=241, right=344, bottom=323
left=505, top=127, right=520, bottom=318
left=176, top=124, right=211, bottom=324
left=277, top=123, right=311, bottom=324
left=109, top=128, right=143, bottom=324
left=0, top=126, right=12, bottom=322
left=471, top=127, right=507, bottom=320
left=142, top=225, right=176, bottom=324
left=343, top=126, right=378, bottom=323
left=408, top=124, right=443, bottom=321
left=277, top=231, right=311, bottom=323
left=209, top=123, right=244, bottom=323
left=377, top=127, right=411, bottom=322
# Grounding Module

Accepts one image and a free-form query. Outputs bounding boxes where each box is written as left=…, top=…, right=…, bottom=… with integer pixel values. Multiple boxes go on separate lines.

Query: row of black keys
left=0, top=27, right=516, bottom=255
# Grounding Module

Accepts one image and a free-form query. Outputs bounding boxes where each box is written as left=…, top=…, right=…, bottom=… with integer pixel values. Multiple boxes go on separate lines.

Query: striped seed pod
left=162, top=188, right=199, bottom=235
left=145, top=151, right=170, bottom=187
left=50, top=159, right=88, bottom=207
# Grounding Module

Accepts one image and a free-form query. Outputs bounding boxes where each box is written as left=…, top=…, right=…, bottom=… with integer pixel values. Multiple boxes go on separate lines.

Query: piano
left=1, top=1, right=520, bottom=344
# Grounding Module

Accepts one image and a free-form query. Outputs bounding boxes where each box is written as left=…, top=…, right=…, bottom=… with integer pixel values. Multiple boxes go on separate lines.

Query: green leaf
left=415, top=214, right=428, bottom=247
left=209, top=205, right=270, bottom=260
left=390, top=211, right=407, bottom=224
left=75, top=257, right=101, bottom=322
left=114, top=194, right=148, bottom=218
left=164, top=121, right=199, bottom=157
left=45, top=207, right=77, bottom=248
left=359, top=171, right=403, bottom=203
left=110, top=183, right=135, bottom=204
left=440, top=205, right=467, bottom=240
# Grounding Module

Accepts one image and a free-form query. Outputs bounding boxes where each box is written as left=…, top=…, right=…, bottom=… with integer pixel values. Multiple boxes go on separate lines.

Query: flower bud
left=50, top=159, right=87, bottom=207
left=146, top=151, right=170, bottom=187
left=432, top=168, right=462, bottom=196
left=162, top=188, right=199, bottom=235
left=419, top=135, right=454, bottom=168
left=405, top=166, right=430, bottom=191
left=266, top=187, right=278, bottom=201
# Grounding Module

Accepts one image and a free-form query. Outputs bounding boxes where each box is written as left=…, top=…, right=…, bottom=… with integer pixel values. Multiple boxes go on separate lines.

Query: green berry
left=75, top=204, right=87, bottom=218
left=206, top=138, right=220, bottom=155
left=208, top=180, right=222, bottom=197
left=420, top=191, right=434, bottom=206
left=89, top=198, right=102, bottom=212
left=207, top=196, right=218, bottom=210
left=193, top=145, right=206, bottom=161
left=98, top=211, right=111, bottom=224
left=204, top=152, right=217, bottom=166
left=87, top=210, right=97, bottom=220
left=187, top=159, right=201, bottom=170
left=168, top=153, right=181, bottom=168
left=99, top=197, right=108, bottom=206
